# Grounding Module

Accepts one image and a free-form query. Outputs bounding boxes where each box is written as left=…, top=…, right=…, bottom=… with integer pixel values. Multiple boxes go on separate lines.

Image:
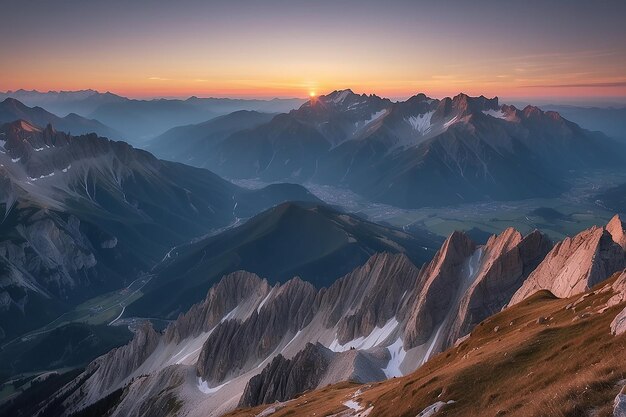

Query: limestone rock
left=196, top=277, right=317, bottom=382
left=164, top=271, right=270, bottom=344
left=510, top=222, right=625, bottom=304
left=607, top=214, right=626, bottom=250
left=402, top=231, right=476, bottom=348
left=239, top=343, right=332, bottom=407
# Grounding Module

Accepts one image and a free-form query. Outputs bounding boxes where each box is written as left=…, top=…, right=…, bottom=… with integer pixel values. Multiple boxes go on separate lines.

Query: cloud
left=522, top=81, right=626, bottom=88
left=147, top=77, right=170, bottom=81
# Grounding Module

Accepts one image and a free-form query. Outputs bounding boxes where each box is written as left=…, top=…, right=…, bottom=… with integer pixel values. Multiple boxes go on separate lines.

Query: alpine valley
left=0, top=89, right=625, bottom=417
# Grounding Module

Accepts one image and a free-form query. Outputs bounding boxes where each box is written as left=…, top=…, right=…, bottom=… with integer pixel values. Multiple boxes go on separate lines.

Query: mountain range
left=0, top=120, right=319, bottom=341
left=536, top=104, right=626, bottom=142
left=125, top=201, right=442, bottom=320
left=147, top=111, right=277, bottom=167
left=0, top=91, right=306, bottom=142
left=10, top=214, right=624, bottom=417
left=151, top=90, right=626, bottom=208
left=0, top=98, right=121, bottom=140
left=1, top=88, right=625, bottom=417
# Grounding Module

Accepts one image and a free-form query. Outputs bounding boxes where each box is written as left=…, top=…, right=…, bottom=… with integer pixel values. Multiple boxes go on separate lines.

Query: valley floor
left=233, top=168, right=626, bottom=242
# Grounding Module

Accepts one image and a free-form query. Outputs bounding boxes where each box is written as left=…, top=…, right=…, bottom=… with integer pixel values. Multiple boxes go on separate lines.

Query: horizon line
left=3, top=88, right=626, bottom=105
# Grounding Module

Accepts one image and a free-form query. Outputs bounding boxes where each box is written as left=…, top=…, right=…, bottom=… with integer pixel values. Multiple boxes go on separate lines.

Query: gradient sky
left=1, top=0, right=625, bottom=100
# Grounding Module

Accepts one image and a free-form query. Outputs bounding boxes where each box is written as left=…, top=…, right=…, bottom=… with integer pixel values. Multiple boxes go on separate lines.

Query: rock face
left=164, top=271, right=271, bottom=345
left=402, top=227, right=551, bottom=352
left=510, top=219, right=626, bottom=305
left=446, top=228, right=551, bottom=346
left=607, top=214, right=626, bottom=250
left=61, top=321, right=161, bottom=411
left=196, top=277, right=317, bottom=382
left=320, top=252, right=420, bottom=345
left=193, top=252, right=422, bottom=385
left=402, top=231, right=477, bottom=348
left=192, top=227, right=552, bottom=391
left=92, top=322, right=160, bottom=389
left=238, top=343, right=332, bottom=407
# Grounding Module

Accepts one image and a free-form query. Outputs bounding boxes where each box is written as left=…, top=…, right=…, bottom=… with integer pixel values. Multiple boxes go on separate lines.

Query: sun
left=309, top=91, right=316, bottom=98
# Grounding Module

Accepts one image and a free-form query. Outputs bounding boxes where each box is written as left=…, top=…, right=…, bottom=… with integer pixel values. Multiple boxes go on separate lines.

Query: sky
left=1, top=0, right=625, bottom=101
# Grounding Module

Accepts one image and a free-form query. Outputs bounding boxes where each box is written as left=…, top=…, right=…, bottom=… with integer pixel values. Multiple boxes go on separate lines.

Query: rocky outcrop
left=196, top=277, right=317, bottom=382
left=90, top=322, right=161, bottom=391
left=320, top=252, right=419, bottom=344
left=164, top=271, right=271, bottom=344
left=239, top=343, right=332, bottom=407
left=0, top=216, right=98, bottom=296
left=402, top=231, right=476, bottom=348
left=402, top=227, right=551, bottom=353
left=446, top=228, right=551, bottom=345
left=195, top=253, right=420, bottom=384
left=607, top=215, right=626, bottom=250
left=510, top=222, right=625, bottom=305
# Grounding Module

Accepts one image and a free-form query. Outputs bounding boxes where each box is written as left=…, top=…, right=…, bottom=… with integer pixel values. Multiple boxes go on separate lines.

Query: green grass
left=383, top=196, right=614, bottom=242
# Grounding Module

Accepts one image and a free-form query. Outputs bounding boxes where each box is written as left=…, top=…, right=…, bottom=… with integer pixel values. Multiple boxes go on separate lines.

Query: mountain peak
left=607, top=214, right=626, bottom=249
left=10, top=119, right=42, bottom=132
left=510, top=220, right=626, bottom=304
left=1, top=97, right=26, bottom=108
left=322, top=89, right=356, bottom=104
left=406, top=93, right=434, bottom=103
left=452, top=93, right=499, bottom=112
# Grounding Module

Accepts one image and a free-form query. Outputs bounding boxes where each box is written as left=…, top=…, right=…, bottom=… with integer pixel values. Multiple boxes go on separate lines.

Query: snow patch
left=421, top=323, right=444, bottom=365
left=331, top=90, right=351, bottom=104
left=344, top=399, right=362, bottom=411
left=197, top=378, right=229, bottom=394
left=11, top=157, right=20, bottom=163
left=257, top=288, right=274, bottom=313
left=416, top=400, right=455, bottom=417
left=356, top=109, right=387, bottom=130
left=329, top=318, right=399, bottom=352
left=282, top=329, right=302, bottom=351
left=406, top=111, right=434, bottom=134
left=383, top=337, right=406, bottom=377
left=220, top=306, right=239, bottom=323
left=482, top=109, right=507, bottom=119
left=443, top=115, right=459, bottom=128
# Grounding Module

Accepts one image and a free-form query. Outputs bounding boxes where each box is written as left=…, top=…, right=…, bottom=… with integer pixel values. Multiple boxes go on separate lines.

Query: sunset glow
left=1, top=0, right=625, bottom=101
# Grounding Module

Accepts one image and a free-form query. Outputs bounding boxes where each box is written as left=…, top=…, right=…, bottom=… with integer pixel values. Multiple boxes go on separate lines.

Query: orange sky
left=1, top=1, right=625, bottom=100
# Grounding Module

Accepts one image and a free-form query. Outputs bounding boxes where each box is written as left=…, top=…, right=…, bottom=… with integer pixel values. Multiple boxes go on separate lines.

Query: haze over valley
left=1, top=1, right=625, bottom=416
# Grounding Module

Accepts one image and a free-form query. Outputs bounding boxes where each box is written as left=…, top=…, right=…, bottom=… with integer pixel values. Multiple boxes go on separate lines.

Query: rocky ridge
left=42, top=222, right=568, bottom=416
left=510, top=215, right=626, bottom=305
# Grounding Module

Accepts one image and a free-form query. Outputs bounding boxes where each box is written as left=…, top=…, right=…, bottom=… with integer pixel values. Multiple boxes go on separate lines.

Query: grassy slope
left=226, top=275, right=626, bottom=417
